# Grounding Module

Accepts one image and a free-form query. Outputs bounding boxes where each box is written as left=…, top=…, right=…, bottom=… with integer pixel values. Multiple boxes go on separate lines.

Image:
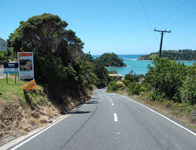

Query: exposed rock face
left=0, top=99, right=58, bottom=142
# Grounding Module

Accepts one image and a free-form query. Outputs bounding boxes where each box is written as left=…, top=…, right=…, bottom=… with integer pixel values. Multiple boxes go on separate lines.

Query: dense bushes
left=145, top=57, right=187, bottom=102
left=180, top=63, right=196, bottom=105
left=0, top=51, right=9, bottom=61
left=107, top=71, right=145, bottom=95
left=108, top=80, right=125, bottom=92
left=145, top=57, right=196, bottom=105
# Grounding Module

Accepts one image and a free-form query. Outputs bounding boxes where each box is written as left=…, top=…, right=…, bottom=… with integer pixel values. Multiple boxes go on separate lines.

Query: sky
left=0, top=0, right=196, bottom=55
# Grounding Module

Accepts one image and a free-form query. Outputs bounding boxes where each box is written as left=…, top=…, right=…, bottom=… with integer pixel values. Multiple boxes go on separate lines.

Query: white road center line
left=114, top=113, right=118, bottom=122
left=112, top=103, right=114, bottom=106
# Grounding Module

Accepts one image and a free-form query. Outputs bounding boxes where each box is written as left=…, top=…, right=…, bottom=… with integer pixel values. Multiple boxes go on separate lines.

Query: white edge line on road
left=123, top=97, right=196, bottom=137
left=10, top=98, right=93, bottom=150
left=11, top=114, right=70, bottom=150
left=81, top=104, right=86, bottom=108
left=114, top=113, right=118, bottom=122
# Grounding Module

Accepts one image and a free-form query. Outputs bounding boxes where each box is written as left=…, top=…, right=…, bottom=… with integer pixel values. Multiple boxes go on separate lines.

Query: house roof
left=109, top=74, right=123, bottom=77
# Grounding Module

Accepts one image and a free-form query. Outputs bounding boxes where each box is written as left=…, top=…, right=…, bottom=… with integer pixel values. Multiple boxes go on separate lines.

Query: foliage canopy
left=8, top=13, right=109, bottom=103
left=98, top=53, right=126, bottom=67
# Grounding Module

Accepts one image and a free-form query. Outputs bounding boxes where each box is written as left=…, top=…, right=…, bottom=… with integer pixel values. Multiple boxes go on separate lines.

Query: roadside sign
left=3, top=63, right=19, bottom=74
left=17, top=52, right=34, bottom=80
left=22, top=79, right=36, bottom=93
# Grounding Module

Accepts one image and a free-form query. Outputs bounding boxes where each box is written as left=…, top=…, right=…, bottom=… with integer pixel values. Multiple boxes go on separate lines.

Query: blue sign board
left=4, top=63, right=19, bottom=73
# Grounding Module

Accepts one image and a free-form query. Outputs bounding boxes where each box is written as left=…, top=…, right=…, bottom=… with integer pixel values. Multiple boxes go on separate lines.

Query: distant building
left=109, top=74, right=123, bottom=80
left=0, top=37, right=7, bottom=51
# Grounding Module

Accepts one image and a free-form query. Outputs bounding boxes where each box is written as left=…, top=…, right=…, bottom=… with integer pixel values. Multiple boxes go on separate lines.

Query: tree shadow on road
left=68, top=111, right=92, bottom=114
left=86, top=100, right=99, bottom=105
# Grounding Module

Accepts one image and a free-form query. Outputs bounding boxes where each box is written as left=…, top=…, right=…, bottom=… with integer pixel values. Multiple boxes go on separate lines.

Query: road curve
left=10, top=89, right=196, bottom=150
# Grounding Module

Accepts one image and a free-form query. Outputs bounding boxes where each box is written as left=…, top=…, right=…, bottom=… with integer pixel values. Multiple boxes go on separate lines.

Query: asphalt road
left=10, top=89, right=196, bottom=150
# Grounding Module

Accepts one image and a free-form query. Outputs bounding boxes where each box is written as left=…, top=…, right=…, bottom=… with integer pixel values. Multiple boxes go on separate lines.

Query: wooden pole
left=15, top=74, right=16, bottom=84
left=6, top=74, right=7, bottom=84
left=154, top=29, right=171, bottom=57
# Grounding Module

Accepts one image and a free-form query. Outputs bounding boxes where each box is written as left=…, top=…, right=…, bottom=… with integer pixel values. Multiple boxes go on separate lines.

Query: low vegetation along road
left=10, top=89, right=196, bottom=150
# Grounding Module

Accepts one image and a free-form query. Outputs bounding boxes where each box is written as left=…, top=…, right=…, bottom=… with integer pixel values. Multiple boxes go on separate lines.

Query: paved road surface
left=10, top=89, right=196, bottom=150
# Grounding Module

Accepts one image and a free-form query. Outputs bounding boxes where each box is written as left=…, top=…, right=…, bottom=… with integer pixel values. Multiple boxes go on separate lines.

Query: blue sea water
left=93, top=55, right=196, bottom=77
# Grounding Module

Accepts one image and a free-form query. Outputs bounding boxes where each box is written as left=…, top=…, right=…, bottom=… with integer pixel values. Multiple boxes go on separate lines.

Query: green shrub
left=145, top=57, right=187, bottom=102
left=148, top=90, right=164, bottom=102
left=128, top=82, right=145, bottom=95
left=107, top=80, right=125, bottom=92
left=180, top=64, right=196, bottom=105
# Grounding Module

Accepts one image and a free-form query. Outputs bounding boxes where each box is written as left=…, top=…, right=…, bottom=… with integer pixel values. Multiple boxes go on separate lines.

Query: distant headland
left=98, top=52, right=127, bottom=67
left=138, top=49, right=196, bottom=60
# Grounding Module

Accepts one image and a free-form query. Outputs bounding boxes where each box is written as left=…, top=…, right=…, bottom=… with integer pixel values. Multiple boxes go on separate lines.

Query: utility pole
left=154, top=29, right=171, bottom=57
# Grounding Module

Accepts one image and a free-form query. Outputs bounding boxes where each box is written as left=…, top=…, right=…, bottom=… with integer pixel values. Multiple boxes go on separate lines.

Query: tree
left=85, top=52, right=94, bottom=62
left=7, top=13, right=109, bottom=103
left=93, top=59, right=109, bottom=88
left=98, top=52, right=126, bottom=67
left=145, top=57, right=187, bottom=102
left=8, top=13, right=110, bottom=104
left=180, top=64, right=196, bottom=105
left=108, top=70, right=118, bottom=74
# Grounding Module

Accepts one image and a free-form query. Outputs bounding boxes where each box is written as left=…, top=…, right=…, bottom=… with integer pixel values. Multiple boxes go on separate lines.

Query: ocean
left=93, top=55, right=196, bottom=77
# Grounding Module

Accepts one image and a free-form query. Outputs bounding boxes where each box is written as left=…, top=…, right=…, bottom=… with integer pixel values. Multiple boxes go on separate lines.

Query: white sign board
left=17, top=52, right=34, bottom=80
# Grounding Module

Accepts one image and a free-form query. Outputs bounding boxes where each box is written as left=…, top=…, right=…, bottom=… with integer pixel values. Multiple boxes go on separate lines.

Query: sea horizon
left=92, top=54, right=196, bottom=76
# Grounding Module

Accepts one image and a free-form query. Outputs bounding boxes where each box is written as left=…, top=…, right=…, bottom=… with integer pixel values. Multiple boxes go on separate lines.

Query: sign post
left=17, top=52, right=34, bottom=80
left=6, top=73, right=8, bottom=84
left=15, top=51, right=24, bottom=83
left=3, top=63, right=19, bottom=84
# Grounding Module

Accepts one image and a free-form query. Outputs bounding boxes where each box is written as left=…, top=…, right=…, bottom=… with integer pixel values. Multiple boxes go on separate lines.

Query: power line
left=156, top=0, right=187, bottom=28
left=139, top=0, right=154, bottom=31
left=138, top=0, right=159, bottom=51
left=135, top=31, right=153, bottom=51
left=166, top=3, right=196, bottom=29
left=145, top=36, right=159, bottom=52
left=171, top=11, right=196, bottom=30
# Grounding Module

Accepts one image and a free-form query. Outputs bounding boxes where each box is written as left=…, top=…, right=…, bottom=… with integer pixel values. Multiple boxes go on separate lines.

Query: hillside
left=0, top=76, right=93, bottom=143
left=0, top=76, right=58, bottom=142
left=0, top=13, right=109, bottom=143
left=138, top=49, right=196, bottom=60
left=98, top=53, right=127, bottom=67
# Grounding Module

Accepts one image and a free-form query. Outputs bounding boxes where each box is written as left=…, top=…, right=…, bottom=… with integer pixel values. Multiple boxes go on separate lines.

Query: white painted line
left=114, top=113, right=118, bottom=122
left=81, top=104, right=86, bottom=107
left=10, top=115, right=71, bottom=150
left=110, top=99, right=112, bottom=102
left=123, top=97, right=196, bottom=137
left=112, top=103, right=114, bottom=106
